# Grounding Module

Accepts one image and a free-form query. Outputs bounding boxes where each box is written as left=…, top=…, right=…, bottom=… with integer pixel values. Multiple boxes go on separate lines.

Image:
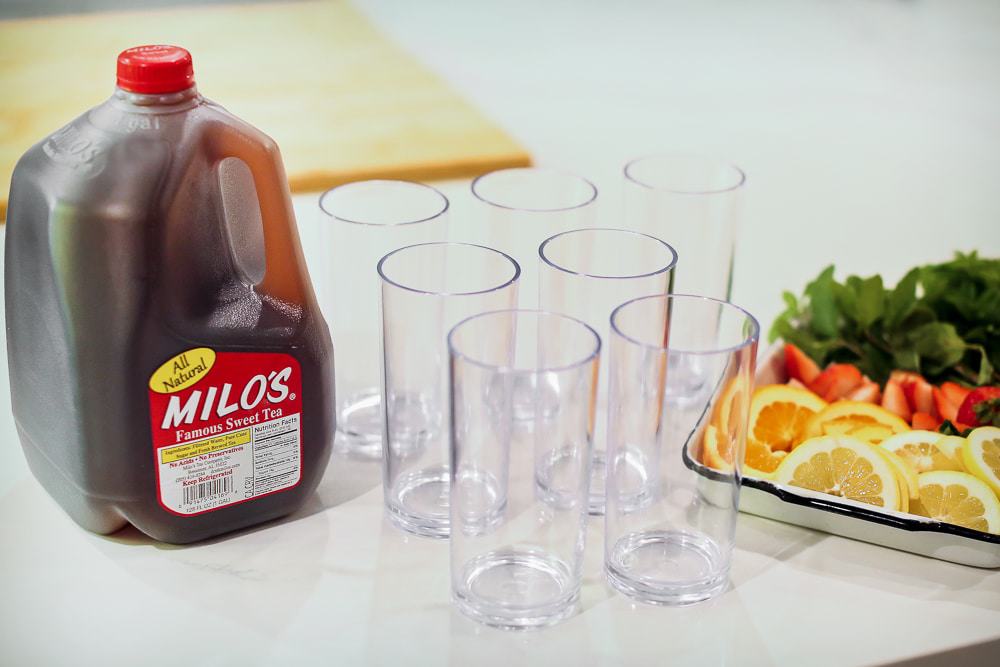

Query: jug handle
left=206, top=124, right=307, bottom=305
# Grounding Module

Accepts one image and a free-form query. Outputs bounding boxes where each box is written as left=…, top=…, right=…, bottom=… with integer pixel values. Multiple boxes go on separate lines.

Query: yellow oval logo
left=149, top=348, right=216, bottom=394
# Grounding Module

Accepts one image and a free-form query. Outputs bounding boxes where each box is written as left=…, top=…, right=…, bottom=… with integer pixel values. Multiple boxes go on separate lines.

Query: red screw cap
left=116, top=45, right=195, bottom=94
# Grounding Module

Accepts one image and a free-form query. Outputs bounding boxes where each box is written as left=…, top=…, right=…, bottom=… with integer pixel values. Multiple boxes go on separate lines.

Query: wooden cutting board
left=0, top=0, right=530, bottom=220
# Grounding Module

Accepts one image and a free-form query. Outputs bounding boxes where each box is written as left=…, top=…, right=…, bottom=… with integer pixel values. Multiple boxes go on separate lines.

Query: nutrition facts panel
left=251, top=414, right=301, bottom=496
left=157, top=412, right=301, bottom=515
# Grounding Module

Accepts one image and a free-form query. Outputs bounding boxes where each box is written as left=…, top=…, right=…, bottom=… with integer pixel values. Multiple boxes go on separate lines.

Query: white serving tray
left=685, top=345, right=1000, bottom=569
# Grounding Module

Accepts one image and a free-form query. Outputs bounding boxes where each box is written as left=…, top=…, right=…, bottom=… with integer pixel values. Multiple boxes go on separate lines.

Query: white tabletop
left=2, top=1, right=1000, bottom=664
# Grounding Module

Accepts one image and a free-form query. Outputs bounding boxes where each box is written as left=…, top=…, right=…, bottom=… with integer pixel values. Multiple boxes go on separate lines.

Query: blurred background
left=1, top=2, right=999, bottom=664
left=3, top=0, right=999, bottom=332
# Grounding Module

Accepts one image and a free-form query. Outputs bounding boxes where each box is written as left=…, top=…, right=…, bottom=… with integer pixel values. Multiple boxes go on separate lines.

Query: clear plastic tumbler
left=537, top=228, right=677, bottom=516
left=318, top=180, right=449, bottom=459
left=623, top=154, right=745, bottom=301
left=470, top=167, right=597, bottom=308
left=379, top=242, right=520, bottom=538
left=448, top=310, right=600, bottom=629
left=604, top=294, right=758, bottom=605
left=623, top=155, right=747, bottom=404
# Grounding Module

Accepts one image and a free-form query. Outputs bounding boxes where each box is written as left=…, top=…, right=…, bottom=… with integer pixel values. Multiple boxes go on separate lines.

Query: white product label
left=157, top=414, right=301, bottom=515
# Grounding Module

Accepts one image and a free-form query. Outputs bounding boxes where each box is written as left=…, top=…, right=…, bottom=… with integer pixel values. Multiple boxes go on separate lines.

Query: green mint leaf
left=906, top=322, right=966, bottom=374
left=885, top=268, right=919, bottom=329
left=835, top=278, right=859, bottom=325
left=805, top=266, right=839, bottom=338
left=855, top=275, right=886, bottom=329
left=974, top=398, right=1000, bottom=427
left=967, top=345, right=996, bottom=386
left=768, top=291, right=802, bottom=343
left=892, top=348, right=920, bottom=372
left=938, top=420, right=974, bottom=437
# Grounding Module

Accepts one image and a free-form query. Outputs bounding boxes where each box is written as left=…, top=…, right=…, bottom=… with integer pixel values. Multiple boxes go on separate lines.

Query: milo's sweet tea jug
left=4, top=45, right=335, bottom=543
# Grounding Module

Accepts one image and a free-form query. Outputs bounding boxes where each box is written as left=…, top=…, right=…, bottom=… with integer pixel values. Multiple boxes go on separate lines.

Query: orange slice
left=701, top=424, right=733, bottom=471
left=745, top=439, right=786, bottom=478
left=748, top=384, right=827, bottom=452
left=803, top=401, right=910, bottom=445
left=711, top=374, right=751, bottom=438
left=774, top=435, right=902, bottom=510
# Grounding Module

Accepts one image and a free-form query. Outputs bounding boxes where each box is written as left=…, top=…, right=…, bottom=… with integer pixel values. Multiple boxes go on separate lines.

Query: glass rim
left=610, top=293, right=760, bottom=356
left=623, top=154, right=747, bottom=195
left=470, top=167, right=598, bottom=213
left=538, top=227, right=679, bottom=280
left=318, top=179, right=450, bottom=227
left=377, top=242, right=522, bottom=297
left=448, top=308, right=602, bottom=375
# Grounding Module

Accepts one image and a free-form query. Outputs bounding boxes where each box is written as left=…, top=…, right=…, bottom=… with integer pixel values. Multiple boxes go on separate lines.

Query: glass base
left=453, top=468, right=506, bottom=536
left=386, top=391, right=440, bottom=459
left=453, top=549, right=578, bottom=630
left=386, top=465, right=450, bottom=538
left=605, top=529, right=728, bottom=605
left=334, top=388, right=383, bottom=459
left=536, top=447, right=652, bottom=516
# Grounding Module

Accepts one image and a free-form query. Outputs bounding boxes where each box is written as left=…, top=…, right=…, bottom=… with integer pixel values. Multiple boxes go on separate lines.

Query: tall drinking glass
left=623, top=154, right=745, bottom=300
left=623, top=155, right=746, bottom=403
left=604, top=294, right=758, bottom=605
left=448, top=310, right=600, bottom=629
left=470, top=167, right=597, bottom=309
left=379, top=242, right=520, bottom=538
left=319, top=180, right=449, bottom=459
left=537, top=228, right=677, bottom=516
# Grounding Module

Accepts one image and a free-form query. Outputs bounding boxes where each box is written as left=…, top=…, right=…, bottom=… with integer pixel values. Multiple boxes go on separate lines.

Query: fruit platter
left=687, top=253, right=1000, bottom=568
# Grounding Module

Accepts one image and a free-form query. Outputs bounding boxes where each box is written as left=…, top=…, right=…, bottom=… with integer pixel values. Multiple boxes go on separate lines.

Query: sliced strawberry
left=786, top=378, right=807, bottom=390
left=911, top=412, right=941, bottom=431
left=808, top=363, right=863, bottom=402
left=901, top=377, right=936, bottom=417
left=890, top=370, right=925, bottom=385
left=956, top=386, right=1000, bottom=427
left=940, top=382, right=972, bottom=408
left=933, top=386, right=959, bottom=423
left=784, top=343, right=821, bottom=385
left=845, top=379, right=881, bottom=404
left=881, top=379, right=912, bottom=421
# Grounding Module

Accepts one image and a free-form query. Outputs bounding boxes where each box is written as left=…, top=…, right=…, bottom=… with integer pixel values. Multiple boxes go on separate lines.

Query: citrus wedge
left=961, top=426, right=1000, bottom=497
left=911, top=470, right=1000, bottom=534
left=774, top=435, right=902, bottom=510
left=803, top=401, right=910, bottom=445
left=881, top=430, right=965, bottom=474
left=711, top=374, right=751, bottom=438
left=748, top=384, right=827, bottom=452
left=935, top=436, right=967, bottom=471
left=875, top=446, right=919, bottom=506
left=744, top=439, right=786, bottom=478
left=701, top=424, right=733, bottom=471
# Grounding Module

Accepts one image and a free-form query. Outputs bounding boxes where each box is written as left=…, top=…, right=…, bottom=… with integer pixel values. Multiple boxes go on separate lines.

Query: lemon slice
left=881, top=430, right=965, bottom=474
left=935, top=436, right=967, bottom=471
left=911, top=470, right=1000, bottom=534
left=748, top=384, right=827, bottom=452
left=803, top=401, right=909, bottom=444
left=875, top=447, right=919, bottom=507
left=961, top=426, right=1000, bottom=497
left=842, top=424, right=897, bottom=447
left=774, top=435, right=902, bottom=510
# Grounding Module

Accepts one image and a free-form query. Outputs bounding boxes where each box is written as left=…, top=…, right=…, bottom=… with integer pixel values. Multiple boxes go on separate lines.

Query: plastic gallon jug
left=4, top=45, right=335, bottom=543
